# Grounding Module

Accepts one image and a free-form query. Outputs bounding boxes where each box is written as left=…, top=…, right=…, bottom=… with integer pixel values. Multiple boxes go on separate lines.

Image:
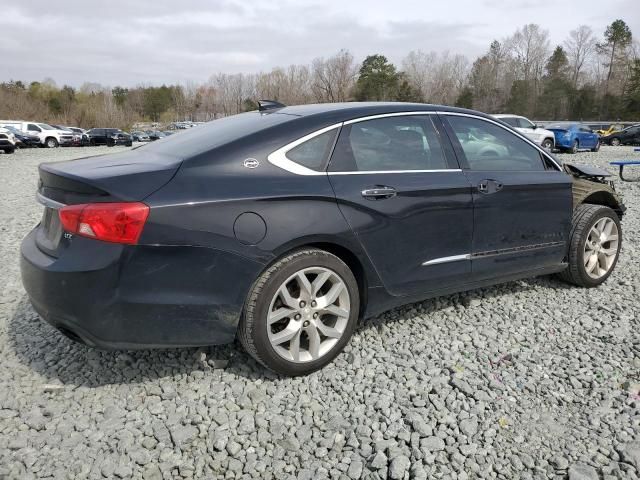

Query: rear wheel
left=558, top=204, right=621, bottom=287
left=610, top=137, right=621, bottom=146
left=238, top=249, right=359, bottom=376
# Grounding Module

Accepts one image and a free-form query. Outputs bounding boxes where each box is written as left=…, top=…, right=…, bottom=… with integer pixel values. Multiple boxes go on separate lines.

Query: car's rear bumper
left=20, top=228, right=263, bottom=349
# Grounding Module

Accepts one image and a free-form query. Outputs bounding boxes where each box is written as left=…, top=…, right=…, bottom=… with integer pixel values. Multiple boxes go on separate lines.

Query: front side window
left=518, top=118, right=535, bottom=129
left=286, top=129, right=337, bottom=171
left=329, top=115, right=449, bottom=172
left=27, top=123, right=41, bottom=132
left=446, top=115, right=546, bottom=171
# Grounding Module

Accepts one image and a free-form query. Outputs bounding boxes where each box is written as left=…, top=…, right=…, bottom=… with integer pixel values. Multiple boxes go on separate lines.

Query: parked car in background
left=0, top=127, right=17, bottom=153
left=131, top=131, right=151, bottom=142
left=602, top=124, right=640, bottom=146
left=2, top=125, right=40, bottom=148
left=20, top=102, right=625, bottom=375
left=146, top=131, right=166, bottom=141
left=546, top=123, right=600, bottom=153
left=162, top=131, right=176, bottom=136
left=86, top=128, right=130, bottom=146
left=0, top=121, right=73, bottom=148
left=493, top=114, right=555, bottom=150
left=594, top=124, right=624, bottom=137
left=107, top=132, right=133, bottom=147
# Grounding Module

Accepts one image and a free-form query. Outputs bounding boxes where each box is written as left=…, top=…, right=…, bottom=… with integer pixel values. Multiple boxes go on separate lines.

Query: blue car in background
left=546, top=123, right=600, bottom=153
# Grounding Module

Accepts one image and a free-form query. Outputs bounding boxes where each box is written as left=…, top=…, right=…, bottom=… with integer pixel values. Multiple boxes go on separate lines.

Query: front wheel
left=3, top=147, right=15, bottom=154
left=45, top=137, right=58, bottom=148
left=238, top=249, right=359, bottom=376
left=571, top=140, right=579, bottom=154
left=541, top=138, right=554, bottom=150
left=558, top=204, right=621, bottom=287
left=610, top=137, right=621, bottom=146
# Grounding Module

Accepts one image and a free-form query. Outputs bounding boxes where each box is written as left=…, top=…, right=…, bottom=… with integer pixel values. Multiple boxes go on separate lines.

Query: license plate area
left=36, top=207, right=63, bottom=256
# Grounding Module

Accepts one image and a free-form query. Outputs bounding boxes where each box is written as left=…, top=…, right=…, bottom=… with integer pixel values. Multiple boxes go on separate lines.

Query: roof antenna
left=258, top=100, right=286, bottom=111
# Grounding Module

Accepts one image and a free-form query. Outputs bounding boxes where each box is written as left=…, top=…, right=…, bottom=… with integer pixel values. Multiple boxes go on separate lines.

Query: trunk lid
left=36, top=149, right=182, bottom=257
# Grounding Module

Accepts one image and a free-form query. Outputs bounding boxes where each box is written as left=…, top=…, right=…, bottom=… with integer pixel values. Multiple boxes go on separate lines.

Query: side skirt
left=363, top=263, right=568, bottom=320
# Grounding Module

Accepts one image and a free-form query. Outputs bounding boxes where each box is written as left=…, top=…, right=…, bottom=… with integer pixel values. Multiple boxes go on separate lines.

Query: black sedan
left=2, top=125, right=40, bottom=148
left=602, top=124, right=640, bottom=146
left=86, top=128, right=132, bottom=146
left=21, top=102, right=625, bottom=375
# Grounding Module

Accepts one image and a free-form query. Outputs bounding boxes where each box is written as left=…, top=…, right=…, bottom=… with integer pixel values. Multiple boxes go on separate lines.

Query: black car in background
left=602, top=124, right=640, bottom=146
left=2, top=125, right=40, bottom=147
left=146, top=131, right=166, bottom=141
left=21, top=102, right=625, bottom=375
left=86, top=128, right=133, bottom=146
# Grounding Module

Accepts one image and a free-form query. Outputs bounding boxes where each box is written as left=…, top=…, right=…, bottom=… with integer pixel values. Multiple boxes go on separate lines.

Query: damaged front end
left=563, top=163, right=626, bottom=218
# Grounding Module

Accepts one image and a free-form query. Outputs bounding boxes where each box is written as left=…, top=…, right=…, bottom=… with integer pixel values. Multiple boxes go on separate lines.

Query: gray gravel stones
left=0, top=145, right=639, bottom=479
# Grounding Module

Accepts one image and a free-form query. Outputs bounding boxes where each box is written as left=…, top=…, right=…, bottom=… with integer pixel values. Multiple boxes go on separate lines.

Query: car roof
left=269, top=102, right=490, bottom=123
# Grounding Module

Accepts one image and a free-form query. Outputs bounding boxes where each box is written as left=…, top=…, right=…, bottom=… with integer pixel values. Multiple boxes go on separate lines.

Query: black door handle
left=361, top=186, right=397, bottom=200
left=477, top=179, right=503, bottom=194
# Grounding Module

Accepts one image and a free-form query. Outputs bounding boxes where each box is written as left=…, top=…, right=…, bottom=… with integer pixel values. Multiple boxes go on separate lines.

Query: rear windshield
left=139, top=111, right=296, bottom=158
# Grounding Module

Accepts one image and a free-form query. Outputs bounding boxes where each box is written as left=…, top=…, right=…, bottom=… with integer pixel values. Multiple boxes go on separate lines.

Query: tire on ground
left=558, top=204, right=621, bottom=287
left=238, top=248, right=360, bottom=376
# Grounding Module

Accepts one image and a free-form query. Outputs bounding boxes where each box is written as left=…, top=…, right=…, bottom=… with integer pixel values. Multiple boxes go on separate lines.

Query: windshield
left=38, top=123, right=55, bottom=130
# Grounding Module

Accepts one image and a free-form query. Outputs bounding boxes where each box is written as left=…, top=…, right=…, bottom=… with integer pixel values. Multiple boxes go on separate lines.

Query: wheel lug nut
left=303, top=320, right=310, bottom=327
left=299, top=301, right=306, bottom=308
left=313, top=313, right=318, bottom=319
left=311, top=301, right=317, bottom=307
left=295, top=314, right=301, bottom=320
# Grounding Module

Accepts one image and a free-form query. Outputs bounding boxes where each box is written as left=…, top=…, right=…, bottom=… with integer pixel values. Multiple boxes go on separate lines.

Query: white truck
left=0, top=121, right=74, bottom=148
left=493, top=114, right=556, bottom=150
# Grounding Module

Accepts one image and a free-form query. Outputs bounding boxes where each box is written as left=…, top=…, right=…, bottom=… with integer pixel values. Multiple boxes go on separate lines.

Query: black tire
left=610, top=137, right=621, bottom=146
left=45, top=137, right=58, bottom=148
left=541, top=138, right=554, bottom=150
left=558, top=204, right=621, bottom=287
left=238, top=248, right=360, bottom=376
left=570, top=140, right=579, bottom=154
left=3, top=147, right=15, bottom=154
left=591, top=141, right=600, bottom=152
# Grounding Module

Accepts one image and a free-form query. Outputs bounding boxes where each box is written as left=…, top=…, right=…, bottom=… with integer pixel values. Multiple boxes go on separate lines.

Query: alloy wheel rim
left=267, top=267, right=350, bottom=363
left=583, top=217, right=619, bottom=279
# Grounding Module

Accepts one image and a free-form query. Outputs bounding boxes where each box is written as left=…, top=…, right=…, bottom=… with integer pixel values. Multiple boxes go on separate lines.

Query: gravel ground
left=0, top=145, right=639, bottom=480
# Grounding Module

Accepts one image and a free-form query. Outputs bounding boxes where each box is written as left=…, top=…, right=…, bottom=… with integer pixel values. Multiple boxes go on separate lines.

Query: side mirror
left=531, top=124, right=538, bottom=129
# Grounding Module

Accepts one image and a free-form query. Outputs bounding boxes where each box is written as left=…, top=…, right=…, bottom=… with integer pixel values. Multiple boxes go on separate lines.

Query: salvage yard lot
left=0, top=146, right=639, bottom=479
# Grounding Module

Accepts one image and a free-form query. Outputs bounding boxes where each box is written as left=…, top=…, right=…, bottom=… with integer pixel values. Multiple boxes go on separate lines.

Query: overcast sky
left=3, top=0, right=639, bottom=87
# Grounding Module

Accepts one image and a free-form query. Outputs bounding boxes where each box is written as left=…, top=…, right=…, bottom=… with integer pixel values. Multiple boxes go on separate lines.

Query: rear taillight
left=59, top=202, right=149, bottom=245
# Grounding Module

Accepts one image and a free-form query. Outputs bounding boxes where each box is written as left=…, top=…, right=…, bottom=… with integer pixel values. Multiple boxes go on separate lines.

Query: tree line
left=1, top=19, right=638, bottom=130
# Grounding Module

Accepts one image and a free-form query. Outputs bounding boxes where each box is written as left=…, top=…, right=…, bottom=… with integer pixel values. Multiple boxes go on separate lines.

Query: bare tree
left=311, top=49, right=357, bottom=102
left=564, top=25, right=596, bottom=88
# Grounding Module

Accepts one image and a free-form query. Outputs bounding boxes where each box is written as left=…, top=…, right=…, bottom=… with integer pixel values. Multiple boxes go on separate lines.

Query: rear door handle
left=361, top=186, right=397, bottom=200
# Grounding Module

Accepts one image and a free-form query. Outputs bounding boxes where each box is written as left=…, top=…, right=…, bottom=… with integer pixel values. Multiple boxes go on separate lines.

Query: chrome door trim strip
left=36, top=192, right=65, bottom=210
left=267, top=123, right=342, bottom=176
left=439, top=112, right=563, bottom=171
left=422, top=254, right=470, bottom=266
left=329, top=168, right=462, bottom=175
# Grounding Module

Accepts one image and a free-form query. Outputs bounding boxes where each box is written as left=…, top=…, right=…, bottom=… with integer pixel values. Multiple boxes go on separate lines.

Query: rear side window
left=27, top=123, right=41, bottom=132
left=329, top=115, right=449, bottom=172
left=285, top=130, right=337, bottom=171
left=446, top=115, right=546, bottom=171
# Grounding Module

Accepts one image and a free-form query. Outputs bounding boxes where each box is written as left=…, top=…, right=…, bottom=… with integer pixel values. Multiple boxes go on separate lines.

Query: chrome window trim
left=267, top=123, right=342, bottom=176
left=36, top=192, right=65, bottom=210
left=343, top=111, right=438, bottom=125
left=329, top=169, right=461, bottom=175
left=440, top=112, right=562, bottom=171
left=422, top=254, right=470, bottom=266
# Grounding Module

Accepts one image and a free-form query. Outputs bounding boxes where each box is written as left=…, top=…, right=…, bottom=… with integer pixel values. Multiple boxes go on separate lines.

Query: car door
left=579, top=125, right=597, bottom=148
left=327, top=113, right=474, bottom=297
left=440, top=113, right=572, bottom=280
